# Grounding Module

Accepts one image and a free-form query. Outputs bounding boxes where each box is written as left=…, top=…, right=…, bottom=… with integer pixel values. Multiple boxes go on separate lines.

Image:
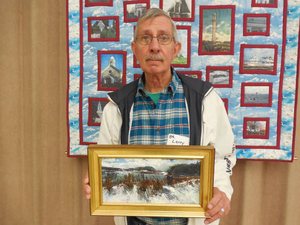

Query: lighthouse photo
left=199, top=5, right=235, bottom=55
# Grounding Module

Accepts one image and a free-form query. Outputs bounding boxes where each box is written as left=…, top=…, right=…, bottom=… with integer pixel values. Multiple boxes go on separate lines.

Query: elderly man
left=83, top=8, right=236, bottom=225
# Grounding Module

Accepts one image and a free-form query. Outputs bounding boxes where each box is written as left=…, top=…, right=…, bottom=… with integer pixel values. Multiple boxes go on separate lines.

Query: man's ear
left=131, top=41, right=136, bottom=56
left=173, top=41, right=182, bottom=60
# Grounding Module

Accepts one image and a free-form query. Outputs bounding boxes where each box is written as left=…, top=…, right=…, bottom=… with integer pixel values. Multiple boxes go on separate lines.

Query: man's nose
left=149, top=37, right=161, bottom=53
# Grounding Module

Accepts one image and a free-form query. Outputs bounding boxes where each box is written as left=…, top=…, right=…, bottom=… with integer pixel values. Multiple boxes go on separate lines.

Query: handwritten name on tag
left=167, top=134, right=189, bottom=145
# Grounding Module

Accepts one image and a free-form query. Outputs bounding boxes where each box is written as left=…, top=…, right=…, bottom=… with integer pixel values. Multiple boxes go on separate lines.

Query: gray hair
left=134, top=8, right=178, bottom=42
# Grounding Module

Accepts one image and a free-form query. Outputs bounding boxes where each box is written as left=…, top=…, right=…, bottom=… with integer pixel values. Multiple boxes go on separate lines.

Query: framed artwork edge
left=88, top=145, right=215, bottom=217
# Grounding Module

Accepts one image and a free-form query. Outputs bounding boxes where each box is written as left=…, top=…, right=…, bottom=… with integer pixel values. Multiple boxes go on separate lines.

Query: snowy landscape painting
left=101, top=158, right=201, bottom=204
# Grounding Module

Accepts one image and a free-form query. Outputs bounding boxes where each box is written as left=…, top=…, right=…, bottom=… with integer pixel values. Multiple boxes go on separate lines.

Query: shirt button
left=152, top=105, right=156, bottom=109
left=156, top=128, right=160, bottom=132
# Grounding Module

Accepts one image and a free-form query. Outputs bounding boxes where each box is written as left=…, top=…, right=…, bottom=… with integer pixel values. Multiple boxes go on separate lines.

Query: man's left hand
left=204, top=187, right=231, bottom=224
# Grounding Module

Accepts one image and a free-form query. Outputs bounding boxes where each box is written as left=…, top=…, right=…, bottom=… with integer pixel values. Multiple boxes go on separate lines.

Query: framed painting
left=97, top=50, right=127, bottom=91
left=243, top=14, right=271, bottom=36
left=87, top=16, right=119, bottom=42
left=239, top=44, right=278, bottom=75
left=243, top=117, right=270, bottom=139
left=206, top=66, right=233, bottom=88
left=199, top=5, right=235, bottom=55
left=172, top=25, right=191, bottom=67
left=88, top=98, right=109, bottom=126
left=241, top=83, right=273, bottom=107
left=160, top=0, right=195, bottom=22
left=88, top=145, right=215, bottom=217
left=123, top=0, right=150, bottom=23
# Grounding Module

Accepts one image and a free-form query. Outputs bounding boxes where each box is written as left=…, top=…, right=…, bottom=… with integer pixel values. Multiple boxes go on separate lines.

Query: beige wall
left=1, top=1, right=300, bottom=224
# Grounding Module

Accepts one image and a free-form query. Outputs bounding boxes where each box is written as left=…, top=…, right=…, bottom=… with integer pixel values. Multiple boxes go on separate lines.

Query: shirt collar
left=137, top=67, right=179, bottom=98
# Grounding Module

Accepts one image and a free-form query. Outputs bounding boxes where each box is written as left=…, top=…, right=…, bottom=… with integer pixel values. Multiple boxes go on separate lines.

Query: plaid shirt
left=129, top=69, right=189, bottom=225
left=129, top=70, right=189, bottom=145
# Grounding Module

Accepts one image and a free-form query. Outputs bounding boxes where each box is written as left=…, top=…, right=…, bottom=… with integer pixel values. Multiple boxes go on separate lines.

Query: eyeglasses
left=135, top=34, right=174, bottom=45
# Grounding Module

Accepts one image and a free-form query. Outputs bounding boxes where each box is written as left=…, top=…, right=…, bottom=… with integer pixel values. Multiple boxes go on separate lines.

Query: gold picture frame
left=88, top=145, right=215, bottom=218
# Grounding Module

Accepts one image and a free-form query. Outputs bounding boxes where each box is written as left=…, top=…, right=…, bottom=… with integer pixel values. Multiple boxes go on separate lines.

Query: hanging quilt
left=67, top=0, right=300, bottom=161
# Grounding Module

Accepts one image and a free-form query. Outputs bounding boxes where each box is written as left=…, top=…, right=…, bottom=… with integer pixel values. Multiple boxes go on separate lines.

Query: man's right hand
left=83, top=171, right=91, bottom=200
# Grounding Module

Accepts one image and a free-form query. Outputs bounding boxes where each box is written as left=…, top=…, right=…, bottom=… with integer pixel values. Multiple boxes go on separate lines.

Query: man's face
left=131, top=16, right=181, bottom=77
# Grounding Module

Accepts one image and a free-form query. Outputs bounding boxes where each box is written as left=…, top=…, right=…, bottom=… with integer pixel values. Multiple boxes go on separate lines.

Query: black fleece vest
left=108, top=72, right=213, bottom=145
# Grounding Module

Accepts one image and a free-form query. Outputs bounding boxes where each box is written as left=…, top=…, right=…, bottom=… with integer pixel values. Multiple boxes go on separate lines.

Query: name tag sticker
left=167, top=134, right=189, bottom=145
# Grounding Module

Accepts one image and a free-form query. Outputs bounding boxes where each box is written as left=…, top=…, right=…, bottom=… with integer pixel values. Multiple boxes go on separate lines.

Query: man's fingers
left=85, top=185, right=91, bottom=200
left=204, top=187, right=231, bottom=224
left=205, top=206, right=230, bottom=224
left=206, top=188, right=224, bottom=216
left=84, top=175, right=89, bottom=185
left=204, top=213, right=221, bottom=224
left=85, top=185, right=91, bottom=193
left=83, top=171, right=89, bottom=184
left=83, top=171, right=91, bottom=200
left=206, top=201, right=225, bottom=217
